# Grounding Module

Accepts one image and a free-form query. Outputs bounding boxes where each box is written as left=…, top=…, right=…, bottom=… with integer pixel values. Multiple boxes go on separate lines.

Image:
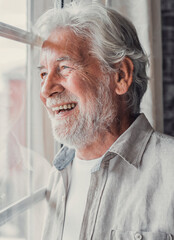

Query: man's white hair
left=35, top=1, right=149, bottom=114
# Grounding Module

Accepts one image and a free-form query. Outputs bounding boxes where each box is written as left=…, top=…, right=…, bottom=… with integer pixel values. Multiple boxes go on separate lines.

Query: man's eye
left=61, top=66, right=70, bottom=70
left=59, top=65, right=73, bottom=76
left=40, top=72, right=47, bottom=79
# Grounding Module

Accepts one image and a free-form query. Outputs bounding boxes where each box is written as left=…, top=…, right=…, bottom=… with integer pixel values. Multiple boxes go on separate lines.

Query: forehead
left=40, top=28, right=89, bottom=63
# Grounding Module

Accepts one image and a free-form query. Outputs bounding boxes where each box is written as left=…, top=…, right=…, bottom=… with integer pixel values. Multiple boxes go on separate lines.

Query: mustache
left=46, top=92, right=79, bottom=107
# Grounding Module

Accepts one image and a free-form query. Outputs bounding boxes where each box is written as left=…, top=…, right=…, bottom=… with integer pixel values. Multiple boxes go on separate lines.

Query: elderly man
left=36, top=2, right=174, bottom=240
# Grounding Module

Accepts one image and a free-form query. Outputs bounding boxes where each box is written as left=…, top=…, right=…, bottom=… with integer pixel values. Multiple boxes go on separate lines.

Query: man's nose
left=40, top=72, right=65, bottom=98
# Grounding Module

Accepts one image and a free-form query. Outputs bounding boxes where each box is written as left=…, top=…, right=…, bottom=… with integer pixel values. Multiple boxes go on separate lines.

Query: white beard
left=46, top=75, right=117, bottom=149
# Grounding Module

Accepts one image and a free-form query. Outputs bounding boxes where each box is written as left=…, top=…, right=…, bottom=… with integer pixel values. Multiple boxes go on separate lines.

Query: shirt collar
left=108, top=113, right=154, bottom=168
left=53, top=146, right=75, bottom=171
left=53, top=114, right=154, bottom=171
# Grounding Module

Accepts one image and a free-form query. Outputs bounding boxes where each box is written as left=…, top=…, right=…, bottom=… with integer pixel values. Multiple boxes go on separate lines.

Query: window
left=0, top=0, right=54, bottom=239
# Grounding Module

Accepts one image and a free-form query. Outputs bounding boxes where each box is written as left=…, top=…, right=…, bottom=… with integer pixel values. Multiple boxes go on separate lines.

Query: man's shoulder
left=154, top=130, right=174, bottom=140
left=145, top=130, right=174, bottom=167
left=151, top=130, right=174, bottom=149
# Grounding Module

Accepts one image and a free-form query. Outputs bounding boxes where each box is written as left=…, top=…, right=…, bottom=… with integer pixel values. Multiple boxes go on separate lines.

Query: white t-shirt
left=62, top=155, right=102, bottom=240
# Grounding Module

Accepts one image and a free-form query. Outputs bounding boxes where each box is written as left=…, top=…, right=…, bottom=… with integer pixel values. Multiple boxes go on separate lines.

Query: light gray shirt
left=42, top=114, right=174, bottom=240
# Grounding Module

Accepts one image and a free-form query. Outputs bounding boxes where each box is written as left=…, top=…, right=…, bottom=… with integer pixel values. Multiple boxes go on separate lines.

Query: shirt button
left=134, top=233, right=143, bottom=240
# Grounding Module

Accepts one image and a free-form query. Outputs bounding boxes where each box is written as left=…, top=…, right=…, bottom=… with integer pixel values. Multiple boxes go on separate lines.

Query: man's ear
left=114, top=57, right=134, bottom=95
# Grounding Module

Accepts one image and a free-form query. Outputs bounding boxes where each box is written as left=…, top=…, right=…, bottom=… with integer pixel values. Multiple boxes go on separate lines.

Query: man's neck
left=76, top=133, right=117, bottom=160
left=76, top=114, right=135, bottom=160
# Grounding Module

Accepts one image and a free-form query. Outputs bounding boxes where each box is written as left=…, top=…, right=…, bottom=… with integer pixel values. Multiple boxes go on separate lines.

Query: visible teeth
left=52, top=103, right=76, bottom=112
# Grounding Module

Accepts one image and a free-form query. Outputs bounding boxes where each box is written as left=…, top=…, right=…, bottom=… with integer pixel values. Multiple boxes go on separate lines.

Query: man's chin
left=52, top=130, right=84, bottom=149
left=52, top=124, right=71, bottom=141
left=50, top=121, right=78, bottom=147
left=51, top=123, right=95, bottom=149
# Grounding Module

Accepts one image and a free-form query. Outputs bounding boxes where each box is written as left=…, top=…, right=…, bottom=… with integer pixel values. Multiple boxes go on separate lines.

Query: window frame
left=0, top=187, right=46, bottom=227
left=0, top=22, right=40, bottom=45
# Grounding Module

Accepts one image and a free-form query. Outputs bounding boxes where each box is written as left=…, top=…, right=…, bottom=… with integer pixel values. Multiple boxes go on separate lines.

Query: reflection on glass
left=0, top=38, right=51, bottom=239
left=0, top=38, right=27, bottom=209
left=0, top=200, right=47, bottom=239
left=0, top=0, right=27, bottom=30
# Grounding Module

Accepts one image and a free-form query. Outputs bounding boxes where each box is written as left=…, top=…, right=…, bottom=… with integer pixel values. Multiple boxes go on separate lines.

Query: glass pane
left=0, top=0, right=27, bottom=30
left=0, top=37, right=50, bottom=211
left=0, top=37, right=27, bottom=209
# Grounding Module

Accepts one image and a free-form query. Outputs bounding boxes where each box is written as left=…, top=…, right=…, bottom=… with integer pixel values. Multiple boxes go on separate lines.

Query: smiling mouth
left=51, top=103, right=77, bottom=114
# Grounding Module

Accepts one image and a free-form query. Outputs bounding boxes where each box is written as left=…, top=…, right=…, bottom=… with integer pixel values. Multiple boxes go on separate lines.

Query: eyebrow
left=37, top=65, right=45, bottom=70
left=56, top=56, right=71, bottom=62
left=37, top=56, right=72, bottom=70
